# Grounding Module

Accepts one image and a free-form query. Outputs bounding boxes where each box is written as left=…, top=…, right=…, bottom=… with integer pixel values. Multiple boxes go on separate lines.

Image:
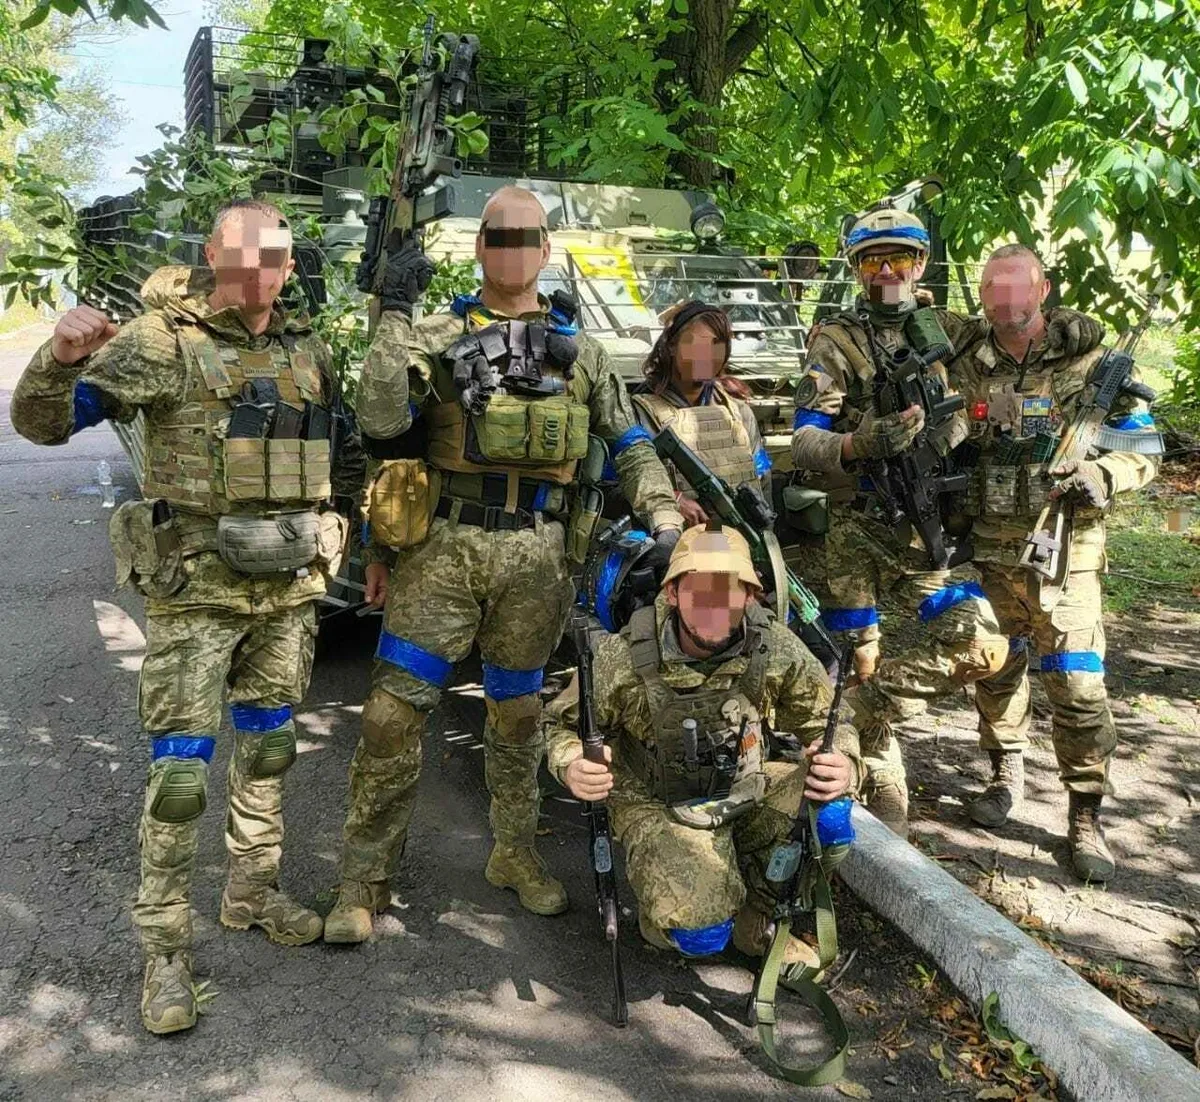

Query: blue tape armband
left=753, top=444, right=772, bottom=477
left=600, top=456, right=618, bottom=483
left=793, top=408, right=833, bottom=431
left=1106, top=411, right=1154, bottom=431
left=1040, top=651, right=1105, bottom=674
left=152, top=735, right=216, bottom=763
left=847, top=224, right=930, bottom=250
left=610, top=424, right=653, bottom=458
left=482, top=662, right=545, bottom=702
left=918, top=581, right=986, bottom=623
left=230, top=703, right=293, bottom=733
left=71, top=381, right=108, bottom=433
left=822, top=607, right=879, bottom=632
left=816, top=797, right=856, bottom=848
left=668, top=918, right=734, bottom=957
left=377, top=631, right=454, bottom=687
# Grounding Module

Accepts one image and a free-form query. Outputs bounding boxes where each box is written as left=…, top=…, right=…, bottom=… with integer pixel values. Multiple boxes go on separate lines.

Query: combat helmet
left=844, top=208, right=930, bottom=262
left=663, top=523, right=761, bottom=590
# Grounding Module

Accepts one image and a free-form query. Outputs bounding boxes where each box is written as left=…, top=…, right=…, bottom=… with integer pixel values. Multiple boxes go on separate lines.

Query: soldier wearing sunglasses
left=789, top=209, right=1100, bottom=838
left=324, top=186, right=683, bottom=941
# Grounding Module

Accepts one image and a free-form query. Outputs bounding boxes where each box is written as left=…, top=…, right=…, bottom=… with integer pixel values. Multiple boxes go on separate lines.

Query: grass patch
left=1103, top=498, right=1199, bottom=613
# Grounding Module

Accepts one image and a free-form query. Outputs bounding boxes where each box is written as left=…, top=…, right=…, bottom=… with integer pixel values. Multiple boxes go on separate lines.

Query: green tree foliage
left=253, top=0, right=1199, bottom=326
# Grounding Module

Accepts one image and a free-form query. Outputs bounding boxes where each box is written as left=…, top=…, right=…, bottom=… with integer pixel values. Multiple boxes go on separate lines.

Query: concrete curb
left=840, top=804, right=1200, bottom=1102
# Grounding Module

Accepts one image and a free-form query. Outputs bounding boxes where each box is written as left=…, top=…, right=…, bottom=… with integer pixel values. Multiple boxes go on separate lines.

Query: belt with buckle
left=435, top=497, right=539, bottom=531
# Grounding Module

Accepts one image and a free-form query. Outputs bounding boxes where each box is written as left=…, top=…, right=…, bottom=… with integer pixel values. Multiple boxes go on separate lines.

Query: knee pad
left=484, top=692, right=542, bottom=747
left=946, top=634, right=1009, bottom=685
left=149, top=757, right=210, bottom=823
left=362, top=689, right=425, bottom=758
left=231, top=703, right=297, bottom=777
left=668, top=917, right=735, bottom=957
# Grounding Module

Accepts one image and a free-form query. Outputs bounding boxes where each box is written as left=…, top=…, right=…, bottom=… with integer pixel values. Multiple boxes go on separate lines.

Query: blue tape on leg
left=918, top=581, right=986, bottom=623
left=816, top=798, right=856, bottom=847
left=668, top=917, right=734, bottom=957
left=793, top=409, right=833, bottom=431
left=610, top=425, right=653, bottom=458
left=152, top=735, right=216, bottom=762
left=230, top=703, right=293, bottom=733
left=377, top=631, right=453, bottom=687
left=482, top=662, right=544, bottom=702
left=1040, top=651, right=1105, bottom=674
left=822, top=607, right=879, bottom=632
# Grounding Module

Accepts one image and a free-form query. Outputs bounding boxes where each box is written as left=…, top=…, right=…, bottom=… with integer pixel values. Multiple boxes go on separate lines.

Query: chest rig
left=426, top=295, right=591, bottom=487
left=141, top=320, right=331, bottom=517
left=634, top=389, right=759, bottom=490
left=619, top=605, right=771, bottom=828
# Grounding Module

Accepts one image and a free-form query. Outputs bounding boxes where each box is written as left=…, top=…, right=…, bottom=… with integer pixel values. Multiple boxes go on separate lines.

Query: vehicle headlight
left=690, top=201, right=726, bottom=242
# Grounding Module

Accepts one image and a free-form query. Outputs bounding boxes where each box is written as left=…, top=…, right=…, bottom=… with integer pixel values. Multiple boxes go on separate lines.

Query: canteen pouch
left=363, top=459, right=441, bottom=549
left=216, top=512, right=323, bottom=575
left=109, top=499, right=188, bottom=599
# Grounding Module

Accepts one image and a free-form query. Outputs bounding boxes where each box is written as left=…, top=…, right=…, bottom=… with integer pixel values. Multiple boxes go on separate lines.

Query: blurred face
left=205, top=212, right=294, bottom=311
left=981, top=256, right=1050, bottom=335
left=856, top=245, right=926, bottom=307
left=475, top=198, right=550, bottom=294
left=673, top=318, right=728, bottom=387
left=667, top=572, right=751, bottom=652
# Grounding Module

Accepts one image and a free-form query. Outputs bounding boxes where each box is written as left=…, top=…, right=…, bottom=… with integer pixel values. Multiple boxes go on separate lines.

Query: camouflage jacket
left=10, top=266, right=347, bottom=614
left=357, top=300, right=682, bottom=534
left=545, top=598, right=863, bottom=803
left=950, top=326, right=1158, bottom=568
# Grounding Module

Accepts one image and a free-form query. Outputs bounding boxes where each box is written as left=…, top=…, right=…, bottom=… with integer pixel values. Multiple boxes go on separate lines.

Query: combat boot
left=220, top=880, right=323, bottom=945
left=865, top=781, right=909, bottom=838
left=1068, top=792, right=1115, bottom=882
left=323, top=879, right=390, bottom=944
left=966, top=751, right=1025, bottom=829
left=485, top=843, right=568, bottom=916
left=141, top=950, right=196, bottom=1035
left=732, top=906, right=822, bottom=970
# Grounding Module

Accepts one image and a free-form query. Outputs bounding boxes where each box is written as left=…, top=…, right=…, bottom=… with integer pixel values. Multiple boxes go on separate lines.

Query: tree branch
left=724, top=8, right=768, bottom=80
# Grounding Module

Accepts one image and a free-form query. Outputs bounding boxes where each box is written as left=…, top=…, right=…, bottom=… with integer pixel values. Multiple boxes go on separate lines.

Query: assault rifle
left=1019, top=349, right=1161, bottom=610
left=571, top=610, right=629, bottom=1028
left=355, top=19, right=479, bottom=324
left=860, top=319, right=970, bottom=570
left=749, top=645, right=853, bottom=1085
left=652, top=427, right=840, bottom=677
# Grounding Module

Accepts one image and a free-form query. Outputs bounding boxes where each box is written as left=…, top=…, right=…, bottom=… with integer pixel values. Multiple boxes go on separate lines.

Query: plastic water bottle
left=97, top=460, right=115, bottom=508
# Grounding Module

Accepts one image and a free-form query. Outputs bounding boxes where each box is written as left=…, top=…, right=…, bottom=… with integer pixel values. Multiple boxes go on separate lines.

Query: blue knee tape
left=1040, top=651, right=1104, bottom=674
left=668, top=917, right=734, bottom=957
left=151, top=735, right=216, bottom=762
left=229, top=703, right=292, bottom=733
left=918, top=581, right=986, bottom=623
left=822, top=607, right=879, bottom=632
left=377, top=630, right=453, bottom=687
left=482, top=662, right=544, bottom=702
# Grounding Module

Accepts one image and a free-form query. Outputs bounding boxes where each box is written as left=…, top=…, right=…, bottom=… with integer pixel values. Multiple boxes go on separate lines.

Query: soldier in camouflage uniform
left=790, top=210, right=1102, bottom=836
left=10, top=201, right=349, bottom=1034
left=545, top=525, right=861, bottom=960
left=631, top=300, right=773, bottom=525
left=953, top=245, right=1160, bottom=880
left=324, top=186, right=683, bottom=941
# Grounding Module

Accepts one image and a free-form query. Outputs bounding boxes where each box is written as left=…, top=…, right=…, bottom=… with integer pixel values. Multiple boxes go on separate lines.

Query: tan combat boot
left=967, top=751, right=1025, bottom=828
left=485, top=843, right=568, bottom=916
left=141, top=950, right=197, bottom=1035
left=220, top=880, right=323, bottom=946
left=1068, top=792, right=1115, bottom=882
left=323, top=879, right=390, bottom=944
left=732, top=905, right=822, bottom=970
left=865, top=780, right=909, bottom=838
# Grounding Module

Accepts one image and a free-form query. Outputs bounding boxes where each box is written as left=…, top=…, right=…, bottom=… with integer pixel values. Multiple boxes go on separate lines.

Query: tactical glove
left=377, top=242, right=436, bottom=317
left=1049, top=459, right=1111, bottom=508
left=643, top=527, right=681, bottom=577
left=1046, top=311, right=1105, bottom=359
left=849, top=406, right=925, bottom=460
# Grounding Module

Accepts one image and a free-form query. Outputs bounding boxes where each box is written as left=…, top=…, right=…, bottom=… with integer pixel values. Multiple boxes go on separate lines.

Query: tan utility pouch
left=223, top=438, right=269, bottom=501
left=315, top=510, right=350, bottom=575
left=216, top=512, right=322, bottom=575
left=223, top=438, right=332, bottom=504
left=109, top=500, right=188, bottom=599
left=363, top=459, right=441, bottom=549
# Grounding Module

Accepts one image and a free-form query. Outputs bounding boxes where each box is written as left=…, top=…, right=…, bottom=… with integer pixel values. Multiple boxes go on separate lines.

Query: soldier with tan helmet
left=545, top=523, right=861, bottom=964
left=10, top=199, right=350, bottom=1034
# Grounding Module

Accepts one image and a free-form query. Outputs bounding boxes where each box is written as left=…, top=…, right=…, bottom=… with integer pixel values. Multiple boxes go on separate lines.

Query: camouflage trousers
left=975, top=564, right=1116, bottom=795
left=133, top=602, right=318, bottom=954
left=341, top=515, right=575, bottom=884
left=611, top=762, right=804, bottom=931
left=824, top=510, right=1007, bottom=792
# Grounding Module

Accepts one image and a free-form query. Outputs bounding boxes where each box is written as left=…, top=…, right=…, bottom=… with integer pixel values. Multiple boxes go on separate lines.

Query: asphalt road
left=0, top=351, right=966, bottom=1101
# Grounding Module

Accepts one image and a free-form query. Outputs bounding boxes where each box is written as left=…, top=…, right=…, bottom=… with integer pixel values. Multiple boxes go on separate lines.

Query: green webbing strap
left=751, top=861, right=850, bottom=1086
